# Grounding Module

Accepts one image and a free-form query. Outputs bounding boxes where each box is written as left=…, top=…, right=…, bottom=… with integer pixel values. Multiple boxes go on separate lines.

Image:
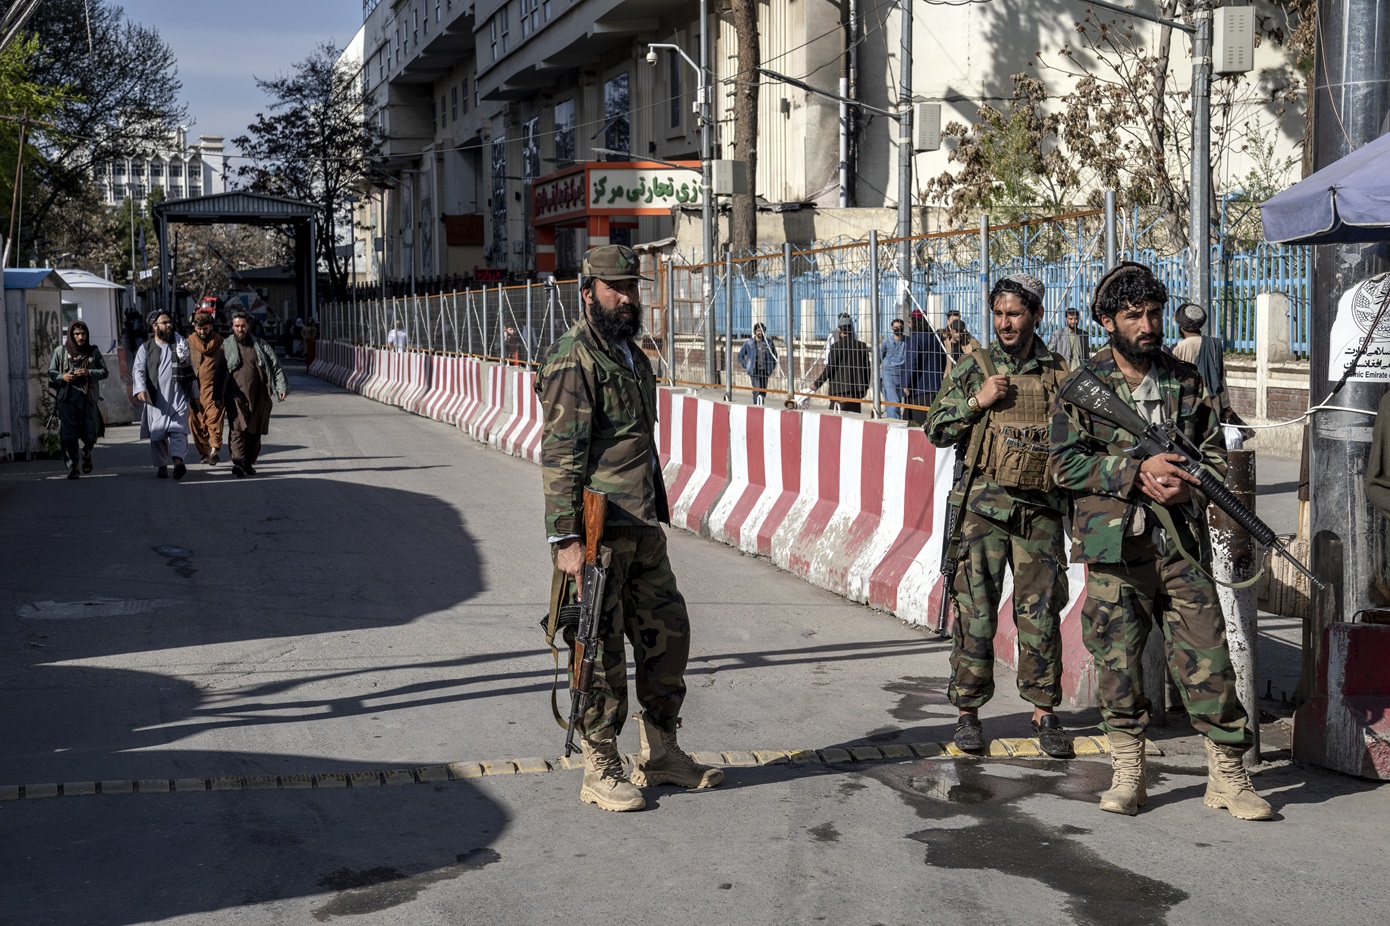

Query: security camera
left=645, top=49, right=658, bottom=66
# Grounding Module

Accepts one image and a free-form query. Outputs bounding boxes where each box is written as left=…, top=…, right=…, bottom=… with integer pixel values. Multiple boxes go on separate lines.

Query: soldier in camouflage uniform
left=536, top=244, right=723, bottom=812
left=1049, top=261, right=1272, bottom=820
left=926, top=273, right=1073, bottom=758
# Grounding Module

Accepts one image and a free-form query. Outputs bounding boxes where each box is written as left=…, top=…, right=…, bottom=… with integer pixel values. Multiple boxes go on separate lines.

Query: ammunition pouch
left=980, top=373, right=1056, bottom=490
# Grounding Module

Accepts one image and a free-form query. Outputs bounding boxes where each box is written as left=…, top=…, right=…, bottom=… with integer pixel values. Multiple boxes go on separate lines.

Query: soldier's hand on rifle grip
left=1138, top=453, right=1198, bottom=504
left=975, top=374, right=1011, bottom=410
left=556, top=538, right=584, bottom=596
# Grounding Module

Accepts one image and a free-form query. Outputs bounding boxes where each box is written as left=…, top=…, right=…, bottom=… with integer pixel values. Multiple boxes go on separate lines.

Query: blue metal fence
left=706, top=241, right=1312, bottom=358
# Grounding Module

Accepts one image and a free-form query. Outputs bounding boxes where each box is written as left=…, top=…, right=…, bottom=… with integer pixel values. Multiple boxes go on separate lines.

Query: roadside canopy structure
left=1261, top=130, right=1390, bottom=245
left=152, top=191, right=319, bottom=321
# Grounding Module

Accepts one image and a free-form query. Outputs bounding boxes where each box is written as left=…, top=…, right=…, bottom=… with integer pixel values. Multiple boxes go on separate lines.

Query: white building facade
left=348, top=0, right=1302, bottom=283
left=93, top=128, right=230, bottom=208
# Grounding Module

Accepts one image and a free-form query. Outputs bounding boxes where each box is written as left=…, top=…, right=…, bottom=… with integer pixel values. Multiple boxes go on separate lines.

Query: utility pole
left=896, top=0, right=913, bottom=322
left=699, top=0, right=716, bottom=382
left=1304, top=0, right=1390, bottom=674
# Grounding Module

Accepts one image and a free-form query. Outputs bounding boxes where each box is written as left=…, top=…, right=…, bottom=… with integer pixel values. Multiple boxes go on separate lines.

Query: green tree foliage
left=0, top=33, right=70, bottom=265
left=924, top=73, right=1077, bottom=227
left=233, top=43, right=384, bottom=298
left=22, top=0, right=186, bottom=236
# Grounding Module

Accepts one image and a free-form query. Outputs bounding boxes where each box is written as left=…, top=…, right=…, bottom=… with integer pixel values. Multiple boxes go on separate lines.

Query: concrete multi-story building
left=348, top=0, right=1302, bottom=283
left=93, top=128, right=229, bottom=209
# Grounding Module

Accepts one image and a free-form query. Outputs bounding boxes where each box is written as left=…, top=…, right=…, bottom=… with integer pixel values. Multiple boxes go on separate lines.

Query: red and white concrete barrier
left=709, top=404, right=802, bottom=558
left=449, top=357, right=484, bottom=430
left=491, top=368, right=544, bottom=463
left=469, top=364, right=508, bottom=443
left=399, top=352, right=432, bottom=415
left=418, top=354, right=454, bottom=422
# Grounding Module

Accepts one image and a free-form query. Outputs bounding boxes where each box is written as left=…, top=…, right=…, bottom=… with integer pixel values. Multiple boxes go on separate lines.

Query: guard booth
left=2, top=269, right=71, bottom=460
left=153, top=192, right=319, bottom=325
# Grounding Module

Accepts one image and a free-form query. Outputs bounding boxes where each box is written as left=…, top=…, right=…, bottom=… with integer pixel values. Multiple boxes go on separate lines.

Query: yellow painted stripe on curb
left=0, top=736, right=1143, bottom=801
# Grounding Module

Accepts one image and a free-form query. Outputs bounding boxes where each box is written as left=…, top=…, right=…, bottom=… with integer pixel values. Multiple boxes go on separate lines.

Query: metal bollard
left=1210, top=448, right=1260, bottom=766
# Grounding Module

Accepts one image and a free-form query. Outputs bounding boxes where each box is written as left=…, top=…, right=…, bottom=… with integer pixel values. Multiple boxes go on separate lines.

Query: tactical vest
left=979, top=367, right=1064, bottom=490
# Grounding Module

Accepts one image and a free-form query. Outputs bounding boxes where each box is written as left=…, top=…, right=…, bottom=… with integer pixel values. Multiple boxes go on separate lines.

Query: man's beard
left=999, top=333, right=1031, bottom=357
left=235, top=332, right=252, bottom=344
left=589, top=299, right=642, bottom=341
left=156, top=330, right=174, bottom=343
left=1111, top=328, right=1162, bottom=365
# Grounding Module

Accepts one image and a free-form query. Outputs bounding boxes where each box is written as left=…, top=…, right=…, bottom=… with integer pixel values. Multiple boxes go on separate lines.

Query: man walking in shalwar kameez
left=222, top=311, right=289, bottom=478
left=187, top=308, right=227, bottom=465
left=131, top=311, right=193, bottom=480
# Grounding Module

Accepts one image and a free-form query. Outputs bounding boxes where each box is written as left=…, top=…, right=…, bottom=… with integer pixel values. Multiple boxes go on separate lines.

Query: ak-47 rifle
left=563, top=488, right=610, bottom=758
left=935, top=412, right=990, bottom=635
left=1059, top=367, right=1323, bottom=590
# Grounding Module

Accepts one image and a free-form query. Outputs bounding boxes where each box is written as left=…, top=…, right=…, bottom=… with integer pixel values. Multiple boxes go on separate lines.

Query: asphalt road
left=0, top=364, right=1383, bottom=926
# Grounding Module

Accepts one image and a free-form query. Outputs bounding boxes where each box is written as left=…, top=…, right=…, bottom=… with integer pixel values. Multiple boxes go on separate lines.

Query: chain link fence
left=316, top=208, right=1311, bottom=417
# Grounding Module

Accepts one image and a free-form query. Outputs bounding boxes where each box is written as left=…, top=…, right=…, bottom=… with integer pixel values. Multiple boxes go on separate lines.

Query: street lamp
left=344, top=193, right=361, bottom=307
left=648, top=7, right=715, bottom=380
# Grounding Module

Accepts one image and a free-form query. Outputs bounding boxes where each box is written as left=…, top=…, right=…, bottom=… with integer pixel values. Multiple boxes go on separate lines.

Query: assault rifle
left=935, top=423, right=988, bottom=635
left=1058, top=368, right=1322, bottom=590
left=563, top=488, right=610, bottom=758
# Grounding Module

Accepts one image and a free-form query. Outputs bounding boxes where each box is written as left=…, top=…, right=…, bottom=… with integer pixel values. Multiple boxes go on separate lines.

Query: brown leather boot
left=629, top=711, right=724, bottom=789
left=580, top=730, right=645, bottom=812
left=1203, top=739, right=1273, bottom=821
left=1099, top=730, right=1148, bottom=815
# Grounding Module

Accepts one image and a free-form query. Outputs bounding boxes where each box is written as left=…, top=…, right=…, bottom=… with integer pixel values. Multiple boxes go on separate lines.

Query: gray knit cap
left=1175, top=302, right=1207, bottom=331
left=1002, top=272, right=1045, bottom=305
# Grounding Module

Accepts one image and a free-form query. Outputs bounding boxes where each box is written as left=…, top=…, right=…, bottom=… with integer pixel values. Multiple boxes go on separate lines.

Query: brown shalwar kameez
left=227, top=342, right=270, bottom=466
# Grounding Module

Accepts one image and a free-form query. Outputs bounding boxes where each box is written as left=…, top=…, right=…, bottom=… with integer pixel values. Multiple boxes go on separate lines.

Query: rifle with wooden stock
left=563, top=488, right=610, bottom=758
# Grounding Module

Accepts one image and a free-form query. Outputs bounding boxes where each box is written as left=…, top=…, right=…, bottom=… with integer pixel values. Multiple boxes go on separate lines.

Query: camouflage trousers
left=948, top=505, right=1068, bottom=709
left=557, top=528, right=690, bottom=737
left=1081, top=532, right=1251, bottom=745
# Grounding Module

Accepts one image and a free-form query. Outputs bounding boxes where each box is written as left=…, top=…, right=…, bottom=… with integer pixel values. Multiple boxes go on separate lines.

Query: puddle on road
left=882, top=676, right=956, bottom=722
left=860, top=759, right=1189, bottom=926
left=312, top=850, right=500, bottom=921
left=153, top=544, right=197, bottom=578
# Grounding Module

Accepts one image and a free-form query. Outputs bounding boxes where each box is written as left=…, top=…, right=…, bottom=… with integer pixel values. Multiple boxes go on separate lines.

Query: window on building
left=113, top=161, right=125, bottom=176
left=150, top=160, right=163, bottom=179
left=378, top=49, right=385, bottom=81
left=440, top=94, right=447, bottom=127
left=604, top=72, right=630, bottom=159
left=462, top=77, right=470, bottom=114
left=522, top=0, right=539, bottom=38
left=554, top=98, right=575, bottom=161
left=452, top=86, right=458, bottom=121
left=669, top=51, right=682, bottom=129
left=490, top=17, right=499, bottom=61
left=500, top=7, right=510, bottom=55
left=436, top=1, right=441, bottom=22
left=432, top=99, right=438, bottom=130
left=543, top=0, right=553, bottom=20
left=413, top=8, right=419, bottom=43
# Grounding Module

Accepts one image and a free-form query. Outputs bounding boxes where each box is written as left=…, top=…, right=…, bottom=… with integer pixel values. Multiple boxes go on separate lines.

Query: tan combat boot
left=629, top=711, right=725, bottom=789
left=1203, top=739, right=1273, bottom=821
left=580, top=730, right=645, bottom=812
left=1098, top=730, right=1148, bottom=815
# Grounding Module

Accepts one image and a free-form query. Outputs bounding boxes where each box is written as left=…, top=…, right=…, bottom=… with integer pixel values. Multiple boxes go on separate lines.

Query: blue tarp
left=1261, top=130, right=1390, bottom=245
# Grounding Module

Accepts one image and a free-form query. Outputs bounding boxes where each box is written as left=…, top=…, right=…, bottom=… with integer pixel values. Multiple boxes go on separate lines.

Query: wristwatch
left=967, top=395, right=981, bottom=411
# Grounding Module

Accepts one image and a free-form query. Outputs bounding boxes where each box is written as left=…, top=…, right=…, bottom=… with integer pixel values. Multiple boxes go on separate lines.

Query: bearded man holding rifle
left=1049, top=261, right=1272, bottom=820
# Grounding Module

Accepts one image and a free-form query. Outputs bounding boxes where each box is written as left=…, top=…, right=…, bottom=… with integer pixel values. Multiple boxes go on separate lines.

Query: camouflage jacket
left=925, top=339, right=1070, bottom=519
left=1048, top=347, right=1226, bottom=565
left=535, top=315, right=670, bottom=538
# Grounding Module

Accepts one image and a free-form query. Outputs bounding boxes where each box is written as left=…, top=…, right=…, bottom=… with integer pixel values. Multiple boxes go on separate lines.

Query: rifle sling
left=545, top=567, right=572, bottom=730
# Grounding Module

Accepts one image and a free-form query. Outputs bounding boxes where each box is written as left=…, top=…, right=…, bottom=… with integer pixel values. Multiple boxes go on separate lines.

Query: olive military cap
left=582, top=244, right=649, bottom=282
